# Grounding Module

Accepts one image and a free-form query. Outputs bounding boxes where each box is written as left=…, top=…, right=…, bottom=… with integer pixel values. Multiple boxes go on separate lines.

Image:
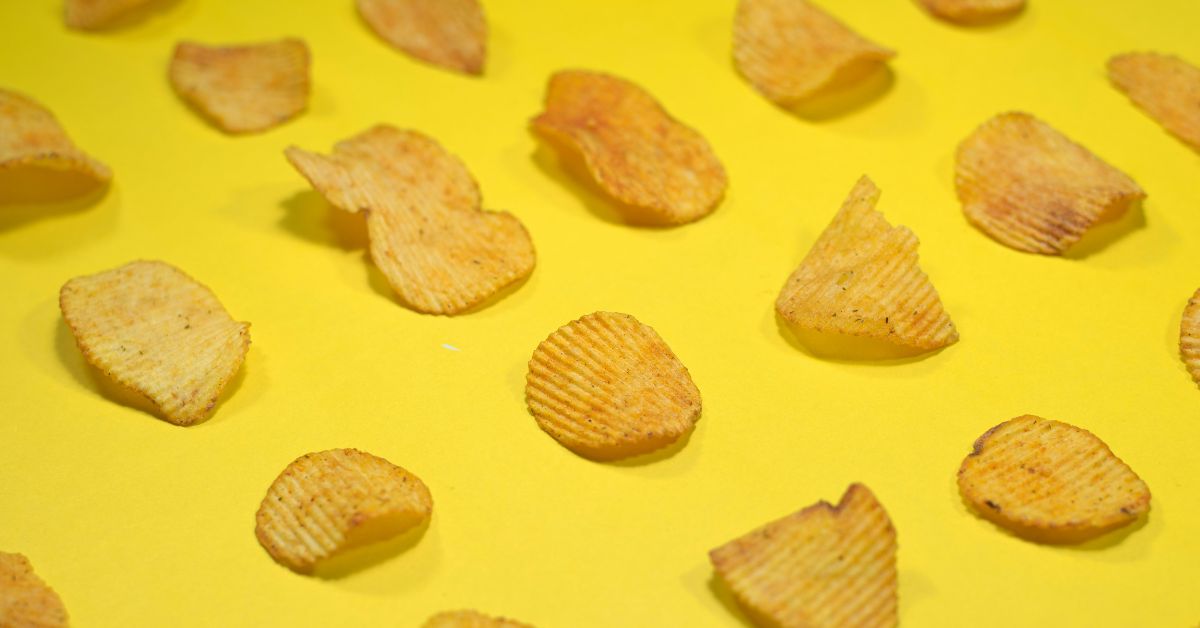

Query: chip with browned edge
left=422, top=610, right=536, bottom=628
left=526, top=312, right=701, bottom=461
left=958, top=415, right=1151, bottom=543
left=1109, top=52, right=1200, bottom=153
left=59, top=260, right=250, bottom=427
left=710, top=483, right=898, bottom=628
left=357, top=0, right=487, bottom=74
left=65, top=0, right=156, bottom=30
left=1181, top=288, right=1200, bottom=387
left=1, top=88, right=112, bottom=182
left=531, top=70, right=727, bottom=226
left=0, top=552, right=69, bottom=628
left=913, top=0, right=1025, bottom=24
left=956, top=112, right=1146, bottom=255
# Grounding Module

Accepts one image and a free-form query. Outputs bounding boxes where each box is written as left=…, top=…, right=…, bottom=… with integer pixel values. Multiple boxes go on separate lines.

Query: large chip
left=530, top=70, right=727, bottom=226
left=0, top=552, right=69, bottom=628
left=710, top=484, right=898, bottom=628
left=776, top=176, right=958, bottom=350
left=422, top=610, right=536, bottom=628
left=1181, top=287, right=1200, bottom=387
left=255, top=448, right=433, bottom=574
left=59, top=260, right=250, bottom=427
left=958, top=415, right=1151, bottom=543
left=285, top=126, right=535, bottom=315
left=1108, top=52, right=1200, bottom=153
left=357, top=0, right=487, bottom=75
left=913, top=0, right=1025, bottom=24
left=955, top=112, right=1146, bottom=255
left=0, top=88, right=112, bottom=182
left=526, top=311, right=702, bottom=461
left=64, top=0, right=156, bottom=30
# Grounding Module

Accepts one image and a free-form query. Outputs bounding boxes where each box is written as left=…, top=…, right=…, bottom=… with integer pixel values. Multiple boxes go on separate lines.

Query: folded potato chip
left=531, top=70, right=727, bottom=225
left=357, top=0, right=487, bottom=74
left=710, top=484, right=898, bottom=628
left=255, top=448, right=433, bottom=574
left=526, top=311, right=702, bottom=461
left=59, top=260, right=250, bottom=427
left=955, top=112, right=1146, bottom=255
left=1181, top=288, right=1200, bottom=387
left=65, top=0, right=156, bottom=30
left=0, top=552, right=69, bottom=628
left=0, top=88, right=112, bottom=182
left=423, top=610, right=536, bottom=628
left=1108, top=52, right=1200, bottom=153
left=913, top=0, right=1025, bottom=23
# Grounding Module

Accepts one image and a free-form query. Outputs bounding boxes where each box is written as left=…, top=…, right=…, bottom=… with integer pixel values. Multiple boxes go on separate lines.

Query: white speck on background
left=442, top=344, right=460, bottom=351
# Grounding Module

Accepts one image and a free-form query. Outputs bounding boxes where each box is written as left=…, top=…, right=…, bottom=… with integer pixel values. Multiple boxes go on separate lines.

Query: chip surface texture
left=1181, top=287, right=1200, bottom=386
left=1108, top=52, right=1200, bottom=152
left=65, top=0, right=156, bottom=29
left=0, top=552, right=69, bottom=628
left=913, top=0, right=1025, bottom=23
left=357, top=0, right=487, bottom=74
left=422, top=610, right=536, bottom=628
left=0, top=88, right=112, bottom=181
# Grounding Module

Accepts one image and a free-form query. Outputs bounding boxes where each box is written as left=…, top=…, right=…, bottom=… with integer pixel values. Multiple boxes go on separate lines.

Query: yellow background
left=2, top=0, right=1199, bottom=626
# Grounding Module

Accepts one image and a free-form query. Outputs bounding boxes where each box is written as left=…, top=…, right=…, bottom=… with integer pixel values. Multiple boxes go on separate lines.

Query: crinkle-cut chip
left=526, top=312, right=702, bottom=461
left=255, top=448, right=433, bottom=574
left=422, top=610, right=536, bottom=628
left=733, top=0, right=895, bottom=105
left=955, top=112, right=1146, bottom=255
left=1108, top=53, right=1200, bottom=153
left=64, top=0, right=156, bottom=29
left=0, top=88, right=112, bottom=182
left=59, top=260, right=250, bottom=427
left=913, top=0, right=1025, bottom=23
left=776, top=176, right=958, bottom=350
left=530, top=70, right=727, bottom=226
left=1180, top=287, right=1200, bottom=387
left=285, top=126, right=535, bottom=315
left=710, top=484, right=898, bottom=628
left=0, top=552, right=69, bottom=628
left=169, top=39, right=310, bottom=134
left=958, top=415, right=1151, bottom=543
left=357, top=0, right=487, bottom=74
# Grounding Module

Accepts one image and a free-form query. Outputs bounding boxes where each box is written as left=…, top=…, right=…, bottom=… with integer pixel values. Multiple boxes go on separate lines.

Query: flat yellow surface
left=2, top=0, right=1199, bottom=626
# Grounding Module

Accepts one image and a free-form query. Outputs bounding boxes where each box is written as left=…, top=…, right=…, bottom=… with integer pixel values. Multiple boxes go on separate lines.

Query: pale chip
left=710, top=484, right=898, bottom=628
left=0, top=552, right=69, bottom=628
left=1181, top=287, right=1200, bottom=386
left=955, top=112, right=1146, bottom=255
left=422, top=610, right=536, bottom=628
left=59, top=260, right=250, bottom=427
left=1108, top=52, right=1200, bottom=153
left=531, top=70, right=727, bottom=225
left=526, top=312, right=702, bottom=461
left=0, top=88, right=112, bottom=181
left=65, top=0, right=156, bottom=30
left=913, top=0, right=1025, bottom=24
left=357, top=0, right=487, bottom=74
left=285, top=125, right=536, bottom=315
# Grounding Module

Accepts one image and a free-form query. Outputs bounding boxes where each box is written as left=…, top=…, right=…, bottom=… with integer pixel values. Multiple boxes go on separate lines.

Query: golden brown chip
left=0, top=88, right=112, bottom=182
left=1181, top=287, right=1200, bottom=386
left=913, top=0, right=1025, bottom=24
left=64, top=0, right=156, bottom=30
left=1108, top=52, right=1200, bottom=153
left=776, top=176, right=958, bottom=351
left=955, top=112, right=1146, bottom=255
left=357, top=0, right=487, bottom=74
left=285, top=126, right=535, bottom=315
left=530, top=70, right=727, bottom=226
left=526, top=312, right=702, bottom=461
left=168, top=39, right=310, bottom=134
left=59, top=260, right=250, bottom=427
left=255, top=448, right=433, bottom=574
left=422, top=610, right=536, bottom=628
left=710, top=484, right=898, bottom=628
left=958, top=415, right=1151, bottom=543
left=0, top=552, right=69, bottom=628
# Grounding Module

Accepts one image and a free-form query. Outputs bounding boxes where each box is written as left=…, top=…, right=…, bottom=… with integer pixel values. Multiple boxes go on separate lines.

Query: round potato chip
left=1108, top=52, right=1200, bottom=153
left=422, top=610, right=536, bottom=628
left=0, top=552, right=69, bottom=628
left=913, top=0, right=1025, bottom=24
left=0, top=88, right=112, bottom=182
left=357, top=0, right=487, bottom=74
left=65, top=0, right=157, bottom=30
left=1180, top=287, right=1200, bottom=387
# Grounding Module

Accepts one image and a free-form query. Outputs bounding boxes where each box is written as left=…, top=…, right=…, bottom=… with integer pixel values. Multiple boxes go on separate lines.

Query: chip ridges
left=1108, top=52, right=1200, bottom=153
left=65, top=0, right=156, bottom=29
left=1181, top=288, right=1200, bottom=387
left=0, top=88, right=112, bottom=181
left=357, top=0, right=487, bottom=74
left=0, top=552, right=69, bottom=628
left=913, top=0, right=1025, bottom=23
left=422, top=610, right=537, bottom=628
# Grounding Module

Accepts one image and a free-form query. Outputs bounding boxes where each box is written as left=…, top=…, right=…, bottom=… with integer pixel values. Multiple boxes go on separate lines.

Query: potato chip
left=65, top=0, right=156, bottom=30
left=955, top=112, right=1146, bottom=255
left=422, top=610, right=536, bottom=628
left=169, top=39, right=310, bottom=134
left=357, top=0, right=487, bottom=75
left=1108, top=52, right=1200, bottom=153
left=0, top=88, right=112, bottom=182
left=255, top=448, right=433, bottom=574
left=526, top=311, right=702, bottom=461
left=710, top=484, right=898, bottom=628
left=1180, top=288, right=1200, bottom=386
left=958, top=415, right=1151, bottom=543
left=0, top=552, right=69, bottom=628
left=913, top=0, right=1025, bottom=24
left=59, top=260, right=250, bottom=427
left=286, top=126, right=535, bottom=314
left=530, top=70, right=727, bottom=225
left=776, top=176, right=958, bottom=351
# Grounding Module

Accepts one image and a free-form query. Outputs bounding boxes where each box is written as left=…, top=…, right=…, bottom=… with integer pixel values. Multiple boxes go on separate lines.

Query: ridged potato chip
left=285, top=125, right=536, bottom=315
left=65, top=0, right=155, bottom=30
left=1108, top=52, right=1200, bottom=153
left=531, top=70, right=727, bottom=226
left=1180, top=287, right=1200, bottom=386
left=526, top=311, right=702, bottom=461
left=255, top=448, right=433, bottom=574
left=357, top=0, right=487, bottom=74
left=169, top=39, right=310, bottom=134
left=423, top=610, right=536, bottom=628
left=1, top=88, right=112, bottom=182
left=0, top=552, right=69, bottom=628
left=913, top=0, right=1025, bottom=24
left=955, top=112, right=1146, bottom=255
left=958, top=415, right=1151, bottom=543
left=710, top=484, right=898, bottom=628
left=776, top=176, right=958, bottom=350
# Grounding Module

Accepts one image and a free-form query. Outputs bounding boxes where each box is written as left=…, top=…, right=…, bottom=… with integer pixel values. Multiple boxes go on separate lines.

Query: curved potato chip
left=958, top=415, right=1151, bottom=543
left=955, top=112, right=1146, bottom=255
left=776, top=176, right=958, bottom=350
left=357, top=0, right=487, bottom=75
left=65, top=0, right=156, bottom=30
left=526, top=311, right=702, bottom=461
left=423, top=610, right=536, bottom=628
left=59, top=260, right=250, bottom=427
left=285, top=126, right=536, bottom=315
left=710, top=484, right=898, bottom=628
left=0, top=552, right=68, bottom=628
left=913, top=0, right=1025, bottom=24
left=1, top=88, right=112, bottom=182
left=1108, top=52, right=1200, bottom=153
left=255, top=448, right=433, bottom=574
left=531, top=70, right=727, bottom=225
left=1181, top=287, right=1200, bottom=387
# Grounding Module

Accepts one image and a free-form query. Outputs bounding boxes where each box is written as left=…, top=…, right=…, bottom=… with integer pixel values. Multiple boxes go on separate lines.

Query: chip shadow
left=1062, top=197, right=1146, bottom=259
left=783, top=61, right=895, bottom=122
left=0, top=166, right=110, bottom=231
left=708, top=572, right=770, bottom=628
left=310, top=517, right=431, bottom=580
left=775, top=312, right=945, bottom=365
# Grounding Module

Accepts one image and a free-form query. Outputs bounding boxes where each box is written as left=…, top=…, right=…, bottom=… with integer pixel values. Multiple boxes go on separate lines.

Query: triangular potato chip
left=526, top=311, right=702, bottom=461
left=776, top=176, right=958, bottom=350
left=955, top=112, right=1146, bottom=255
left=913, top=0, right=1025, bottom=24
left=59, top=260, right=250, bottom=427
left=1, top=88, right=112, bottom=182
left=423, top=610, right=536, bottom=628
left=0, top=552, right=69, bottom=628
left=1181, top=287, right=1200, bottom=387
left=1109, top=52, right=1200, bottom=153
left=531, top=70, right=727, bottom=225
left=357, top=0, right=487, bottom=75
left=710, top=484, right=898, bottom=628
left=65, top=0, right=156, bottom=30
left=285, top=126, right=536, bottom=315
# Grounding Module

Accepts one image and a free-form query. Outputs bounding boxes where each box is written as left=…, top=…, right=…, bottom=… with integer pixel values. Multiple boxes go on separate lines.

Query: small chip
left=1108, top=52, right=1200, bottom=153
left=776, top=176, right=958, bottom=350
left=357, top=0, right=487, bottom=74
left=59, top=260, right=250, bottom=427
left=1181, top=288, right=1200, bottom=387
left=255, top=448, right=433, bottom=574
left=526, top=312, right=702, bottom=461
left=65, top=0, right=156, bottom=30
left=285, top=125, right=536, bottom=315
left=710, top=484, right=898, bottom=628
left=422, top=610, right=536, bottom=628
left=955, top=112, right=1146, bottom=255
left=531, top=70, right=727, bottom=226
left=0, top=552, right=69, bottom=628
left=0, top=88, right=112, bottom=182
left=169, top=39, right=310, bottom=134
left=913, top=0, right=1025, bottom=24
left=958, top=415, right=1151, bottom=543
